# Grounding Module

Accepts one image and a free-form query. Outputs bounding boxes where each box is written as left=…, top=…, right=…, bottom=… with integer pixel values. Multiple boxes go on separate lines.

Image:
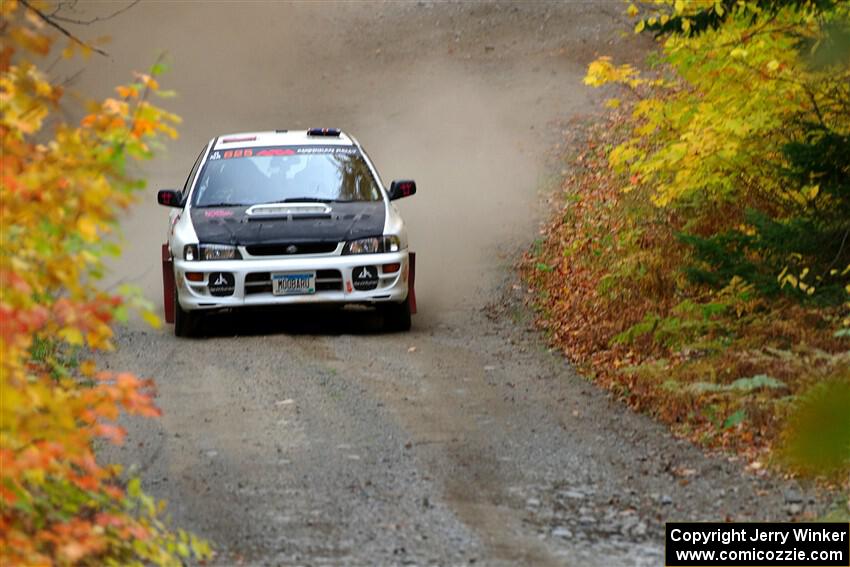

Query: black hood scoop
left=190, top=201, right=386, bottom=246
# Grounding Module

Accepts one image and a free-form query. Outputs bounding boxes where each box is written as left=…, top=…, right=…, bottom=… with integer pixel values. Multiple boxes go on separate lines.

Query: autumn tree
left=1, top=1, right=210, bottom=563
left=586, top=0, right=850, bottom=302
left=525, top=0, right=849, bottom=471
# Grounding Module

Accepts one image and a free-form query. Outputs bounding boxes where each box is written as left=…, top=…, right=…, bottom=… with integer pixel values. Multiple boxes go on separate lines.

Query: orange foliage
left=1, top=1, right=209, bottom=564
left=523, top=110, right=849, bottom=463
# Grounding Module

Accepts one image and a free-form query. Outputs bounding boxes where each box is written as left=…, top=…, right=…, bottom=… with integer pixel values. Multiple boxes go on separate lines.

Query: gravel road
left=71, top=2, right=827, bottom=565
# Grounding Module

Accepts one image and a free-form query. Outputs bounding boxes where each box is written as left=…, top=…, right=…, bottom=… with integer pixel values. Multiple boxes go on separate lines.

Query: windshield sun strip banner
left=207, top=145, right=359, bottom=161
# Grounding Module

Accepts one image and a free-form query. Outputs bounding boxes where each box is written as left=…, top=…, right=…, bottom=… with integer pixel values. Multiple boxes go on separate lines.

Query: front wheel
left=173, top=281, right=200, bottom=338
left=381, top=297, right=411, bottom=332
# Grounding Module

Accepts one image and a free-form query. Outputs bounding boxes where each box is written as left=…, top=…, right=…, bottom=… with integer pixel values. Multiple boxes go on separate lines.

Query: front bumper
left=173, top=251, right=409, bottom=312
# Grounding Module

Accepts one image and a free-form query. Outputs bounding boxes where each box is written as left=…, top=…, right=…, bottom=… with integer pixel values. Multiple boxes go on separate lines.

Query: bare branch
left=50, top=0, right=140, bottom=26
left=19, top=0, right=109, bottom=58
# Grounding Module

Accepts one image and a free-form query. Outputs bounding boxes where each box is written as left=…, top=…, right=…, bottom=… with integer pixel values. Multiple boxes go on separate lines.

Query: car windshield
left=192, top=146, right=381, bottom=207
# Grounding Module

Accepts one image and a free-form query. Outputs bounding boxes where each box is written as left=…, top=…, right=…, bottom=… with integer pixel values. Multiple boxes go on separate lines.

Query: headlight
left=343, top=235, right=401, bottom=255
left=184, top=244, right=198, bottom=261
left=201, top=244, right=241, bottom=260
left=184, top=244, right=241, bottom=261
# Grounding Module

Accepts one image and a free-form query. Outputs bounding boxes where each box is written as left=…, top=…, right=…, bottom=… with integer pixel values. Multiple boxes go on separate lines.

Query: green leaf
left=728, top=375, right=786, bottom=392
left=113, top=306, right=129, bottom=324
left=722, top=409, right=747, bottom=430
left=127, top=477, right=141, bottom=498
left=150, top=61, right=169, bottom=76
left=176, top=542, right=190, bottom=557
left=690, top=375, right=785, bottom=395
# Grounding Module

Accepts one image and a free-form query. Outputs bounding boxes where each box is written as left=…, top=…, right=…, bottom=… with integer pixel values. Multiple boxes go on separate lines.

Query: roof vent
left=307, top=128, right=341, bottom=137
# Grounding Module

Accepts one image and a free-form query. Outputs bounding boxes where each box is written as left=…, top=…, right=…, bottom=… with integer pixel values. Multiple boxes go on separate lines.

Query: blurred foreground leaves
left=1, top=1, right=210, bottom=564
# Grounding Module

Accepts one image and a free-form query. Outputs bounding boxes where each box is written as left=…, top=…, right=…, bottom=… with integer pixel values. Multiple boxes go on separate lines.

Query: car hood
left=189, top=201, right=386, bottom=245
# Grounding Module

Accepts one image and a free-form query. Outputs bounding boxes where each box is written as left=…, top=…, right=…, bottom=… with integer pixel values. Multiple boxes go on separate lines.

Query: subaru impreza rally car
left=157, top=128, right=417, bottom=337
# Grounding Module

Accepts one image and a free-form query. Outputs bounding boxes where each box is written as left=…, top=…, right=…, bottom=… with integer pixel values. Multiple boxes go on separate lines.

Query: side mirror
left=388, top=180, right=417, bottom=200
left=157, top=189, right=183, bottom=208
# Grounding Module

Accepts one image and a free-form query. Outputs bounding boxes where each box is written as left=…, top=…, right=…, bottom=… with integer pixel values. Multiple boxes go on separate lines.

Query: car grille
left=244, top=269, right=343, bottom=295
left=245, top=242, right=338, bottom=256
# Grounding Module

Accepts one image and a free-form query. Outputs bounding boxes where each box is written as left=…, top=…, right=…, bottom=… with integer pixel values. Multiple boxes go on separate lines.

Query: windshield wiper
left=196, top=202, right=249, bottom=208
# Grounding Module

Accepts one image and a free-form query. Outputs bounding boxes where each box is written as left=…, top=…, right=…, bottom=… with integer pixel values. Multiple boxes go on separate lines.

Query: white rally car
left=157, top=128, right=417, bottom=337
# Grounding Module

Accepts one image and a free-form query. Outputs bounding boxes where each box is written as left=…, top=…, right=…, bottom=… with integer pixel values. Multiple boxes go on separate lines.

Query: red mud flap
left=408, top=252, right=417, bottom=314
left=162, top=244, right=175, bottom=324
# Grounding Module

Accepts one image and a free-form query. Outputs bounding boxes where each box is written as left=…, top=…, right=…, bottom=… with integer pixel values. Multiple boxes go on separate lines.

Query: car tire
left=382, top=296, right=411, bottom=332
left=173, top=280, right=199, bottom=338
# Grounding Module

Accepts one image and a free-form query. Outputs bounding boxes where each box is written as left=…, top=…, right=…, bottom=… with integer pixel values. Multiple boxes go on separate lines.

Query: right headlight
left=342, top=235, right=401, bottom=255
left=184, top=243, right=242, bottom=261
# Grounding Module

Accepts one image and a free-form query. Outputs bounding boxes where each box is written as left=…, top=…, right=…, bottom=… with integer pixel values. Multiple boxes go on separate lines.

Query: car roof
left=210, top=130, right=354, bottom=151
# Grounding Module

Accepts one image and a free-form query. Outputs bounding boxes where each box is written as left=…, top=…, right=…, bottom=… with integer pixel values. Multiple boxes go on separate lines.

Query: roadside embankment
left=523, top=0, right=849, bottom=507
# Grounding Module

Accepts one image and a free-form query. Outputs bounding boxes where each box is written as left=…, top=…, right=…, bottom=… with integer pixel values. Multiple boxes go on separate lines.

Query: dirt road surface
left=66, top=2, right=823, bottom=565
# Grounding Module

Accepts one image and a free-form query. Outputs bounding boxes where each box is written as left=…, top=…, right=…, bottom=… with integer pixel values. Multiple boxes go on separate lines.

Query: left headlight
left=342, top=235, right=401, bottom=255
left=198, top=243, right=241, bottom=260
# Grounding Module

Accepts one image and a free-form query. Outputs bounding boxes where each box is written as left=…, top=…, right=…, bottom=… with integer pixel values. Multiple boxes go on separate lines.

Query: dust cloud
left=58, top=1, right=615, bottom=322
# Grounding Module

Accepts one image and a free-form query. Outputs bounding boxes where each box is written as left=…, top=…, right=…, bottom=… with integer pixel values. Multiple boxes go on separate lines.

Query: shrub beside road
left=526, top=0, right=850, bottom=482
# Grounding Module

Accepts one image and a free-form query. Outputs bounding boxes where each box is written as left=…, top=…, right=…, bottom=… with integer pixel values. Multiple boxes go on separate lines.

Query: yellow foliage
left=1, top=2, right=210, bottom=565
left=584, top=56, right=647, bottom=89
left=583, top=1, right=850, bottom=216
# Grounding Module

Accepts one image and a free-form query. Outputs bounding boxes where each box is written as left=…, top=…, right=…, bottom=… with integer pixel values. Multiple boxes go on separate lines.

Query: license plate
left=272, top=272, right=316, bottom=295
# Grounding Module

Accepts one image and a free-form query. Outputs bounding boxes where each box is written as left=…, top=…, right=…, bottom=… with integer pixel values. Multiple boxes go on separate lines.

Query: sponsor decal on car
left=256, top=148, right=296, bottom=156
left=352, top=265, right=379, bottom=291
left=208, top=272, right=236, bottom=296
left=294, top=146, right=358, bottom=155
left=212, top=145, right=359, bottom=160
